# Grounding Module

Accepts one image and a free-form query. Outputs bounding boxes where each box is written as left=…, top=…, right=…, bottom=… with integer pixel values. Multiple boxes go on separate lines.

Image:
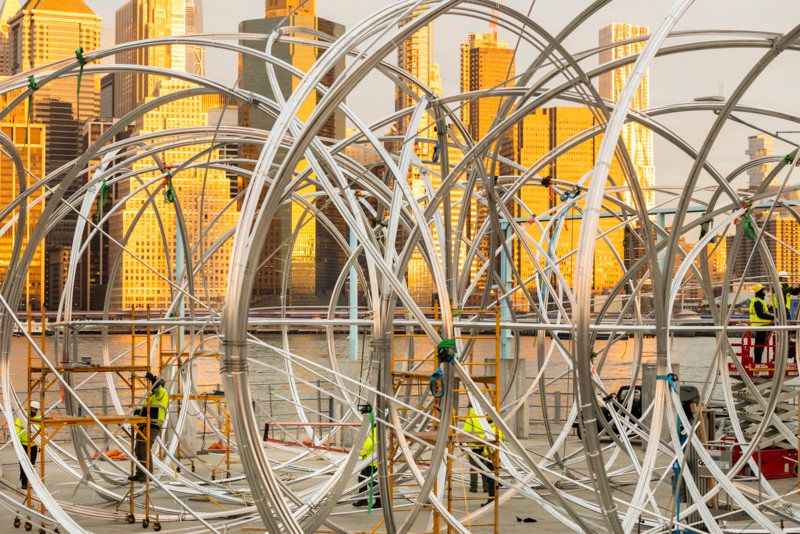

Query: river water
left=6, top=333, right=725, bottom=418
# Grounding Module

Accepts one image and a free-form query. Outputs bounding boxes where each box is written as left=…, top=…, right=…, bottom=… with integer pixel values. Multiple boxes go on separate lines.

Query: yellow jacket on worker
left=773, top=290, right=793, bottom=313
left=483, top=421, right=505, bottom=457
left=14, top=413, right=40, bottom=446
left=359, top=426, right=377, bottom=467
left=149, top=383, right=168, bottom=428
left=749, top=295, right=772, bottom=326
left=464, top=407, right=485, bottom=447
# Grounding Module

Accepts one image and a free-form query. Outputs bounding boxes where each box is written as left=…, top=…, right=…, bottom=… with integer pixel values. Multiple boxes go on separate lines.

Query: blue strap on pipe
left=430, top=340, right=456, bottom=398
left=430, top=367, right=444, bottom=398
left=658, top=373, right=684, bottom=532
left=656, top=373, right=678, bottom=391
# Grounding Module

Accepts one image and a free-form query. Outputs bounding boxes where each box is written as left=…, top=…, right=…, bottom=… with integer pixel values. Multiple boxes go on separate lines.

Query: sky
left=90, top=0, right=800, bottom=214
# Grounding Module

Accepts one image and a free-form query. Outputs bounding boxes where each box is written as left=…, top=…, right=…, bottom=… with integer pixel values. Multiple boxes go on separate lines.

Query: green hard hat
left=438, top=339, right=456, bottom=350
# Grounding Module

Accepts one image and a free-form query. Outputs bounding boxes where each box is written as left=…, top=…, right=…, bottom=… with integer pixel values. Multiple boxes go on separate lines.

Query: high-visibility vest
left=464, top=408, right=485, bottom=447
left=149, top=385, right=168, bottom=428
left=750, top=296, right=771, bottom=325
left=773, top=290, right=792, bottom=312
left=483, top=422, right=505, bottom=457
left=359, top=426, right=377, bottom=467
left=15, top=414, right=39, bottom=446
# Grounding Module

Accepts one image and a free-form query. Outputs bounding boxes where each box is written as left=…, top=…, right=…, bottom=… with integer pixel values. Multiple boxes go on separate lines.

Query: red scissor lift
left=725, top=325, right=798, bottom=479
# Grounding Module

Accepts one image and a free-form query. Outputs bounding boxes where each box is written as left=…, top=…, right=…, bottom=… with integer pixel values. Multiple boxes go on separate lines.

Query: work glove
left=145, top=371, right=156, bottom=383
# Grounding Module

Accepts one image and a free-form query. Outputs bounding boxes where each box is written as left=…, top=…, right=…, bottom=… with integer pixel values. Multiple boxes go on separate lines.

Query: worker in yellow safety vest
left=463, top=403, right=486, bottom=493
left=14, top=401, right=40, bottom=489
left=353, top=425, right=381, bottom=508
left=750, top=283, right=774, bottom=364
left=480, top=418, right=505, bottom=505
left=773, top=271, right=800, bottom=320
left=129, top=372, right=169, bottom=482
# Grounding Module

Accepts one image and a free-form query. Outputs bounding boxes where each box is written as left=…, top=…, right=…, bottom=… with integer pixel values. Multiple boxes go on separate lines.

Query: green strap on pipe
left=164, top=170, right=176, bottom=204
left=95, top=179, right=108, bottom=222
left=26, top=75, right=38, bottom=122
left=742, top=206, right=756, bottom=241
left=75, top=47, right=87, bottom=97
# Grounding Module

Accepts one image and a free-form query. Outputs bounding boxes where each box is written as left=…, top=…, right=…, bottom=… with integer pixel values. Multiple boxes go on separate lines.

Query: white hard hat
left=30, top=401, right=40, bottom=410
left=779, top=271, right=789, bottom=278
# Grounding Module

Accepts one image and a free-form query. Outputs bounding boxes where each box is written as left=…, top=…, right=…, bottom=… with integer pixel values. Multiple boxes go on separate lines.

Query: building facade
left=517, top=107, right=626, bottom=293
left=111, top=0, right=239, bottom=311
left=240, top=1, right=346, bottom=306
left=8, top=0, right=101, bottom=309
left=598, top=23, right=655, bottom=210
left=115, top=0, right=193, bottom=118
left=0, top=0, right=19, bottom=76
left=0, top=93, right=46, bottom=309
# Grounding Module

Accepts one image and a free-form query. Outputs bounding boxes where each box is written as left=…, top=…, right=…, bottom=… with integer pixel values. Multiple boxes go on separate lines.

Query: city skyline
left=85, top=0, right=799, bottom=205
left=0, top=0, right=793, bottom=310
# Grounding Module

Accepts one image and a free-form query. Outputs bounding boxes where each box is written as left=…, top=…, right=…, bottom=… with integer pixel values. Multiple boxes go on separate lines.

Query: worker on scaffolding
left=750, top=283, right=774, bottom=364
left=129, top=372, right=168, bottom=482
left=353, top=424, right=381, bottom=508
left=464, top=402, right=487, bottom=493
left=480, top=417, right=504, bottom=506
left=14, top=401, right=40, bottom=490
left=773, top=271, right=800, bottom=321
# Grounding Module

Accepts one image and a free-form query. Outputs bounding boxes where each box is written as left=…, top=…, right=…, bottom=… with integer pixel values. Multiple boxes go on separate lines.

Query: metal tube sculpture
left=0, top=1, right=797, bottom=532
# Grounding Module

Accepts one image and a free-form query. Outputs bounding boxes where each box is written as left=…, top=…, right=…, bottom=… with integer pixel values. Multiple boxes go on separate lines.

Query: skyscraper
left=9, top=0, right=101, bottom=170
left=598, top=23, right=655, bottom=210
left=0, top=0, right=19, bottom=76
left=394, top=9, right=443, bottom=305
left=240, top=1, right=346, bottom=306
left=460, top=32, right=516, bottom=172
left=8, top=0, right=102, bottom=309
left=115, top=0, right=191, bottom=118
left=185, top=0, right=204, bottom=75
left=746, top=134, right=774, bottom=192
left=458, top=32, right=516, bottom=300
left=111, top=0, right=239, bottom=310
left=266, top=0, right=315, bottom=17
left=517, top=107, right=626, bottom=292
left=0, top=92, right=45, bottom=309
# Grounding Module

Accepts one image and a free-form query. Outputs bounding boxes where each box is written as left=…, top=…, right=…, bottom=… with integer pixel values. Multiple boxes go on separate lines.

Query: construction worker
left=353, top=425, right=381, bottom=508
left=750, top=283, right=774, bottom=364
left=463, top=403, right=486, bottom=493
left=15, top=401, right=40, bottom=490
left=129, top=372, right=168, bottom=482
left=480, top=417, right=505, bottom=506
left=774, top=271, right=800, bottom=320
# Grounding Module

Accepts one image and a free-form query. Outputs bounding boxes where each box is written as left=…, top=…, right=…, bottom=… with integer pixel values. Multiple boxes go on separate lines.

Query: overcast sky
left=91, top=0, right=800, bottom=210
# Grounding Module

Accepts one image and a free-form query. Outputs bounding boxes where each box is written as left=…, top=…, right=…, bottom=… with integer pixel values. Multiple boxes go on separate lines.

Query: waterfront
left=6, top=333, right=731, bottom=422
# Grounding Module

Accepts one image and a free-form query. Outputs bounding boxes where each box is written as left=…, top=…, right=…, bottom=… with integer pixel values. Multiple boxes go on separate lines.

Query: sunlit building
left=240, top=0, right=347, bottom=305
left=10, top=0, right=101, bottom=172
left=598, top=23, right=655, bottom=210
left=0, top=93, right=45, bottom=309
left=517, top=107, right=625, bottom=292
left=460, top=32, right=516, bottom=167
left=393, top=9, right=445, bottom=305
left=115, top=0, right=191, bottom=118
left=0, top=0, right=19, bottom=75
left=9, top=0, right=101, bottom=309
left=457, top=32, right=517, bottom=302
left=111, top=1, right=238, bottom=310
